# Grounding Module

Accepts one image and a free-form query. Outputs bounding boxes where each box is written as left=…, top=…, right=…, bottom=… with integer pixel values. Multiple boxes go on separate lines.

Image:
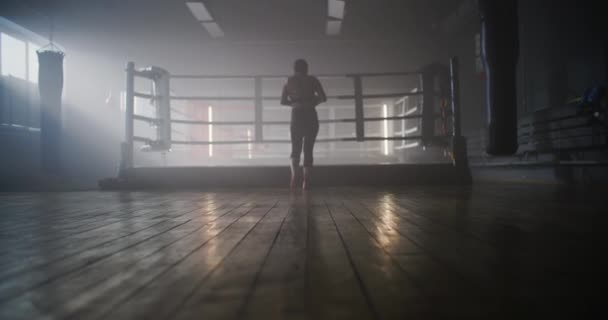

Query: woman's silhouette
left=281, top=59, right=327, bottom=189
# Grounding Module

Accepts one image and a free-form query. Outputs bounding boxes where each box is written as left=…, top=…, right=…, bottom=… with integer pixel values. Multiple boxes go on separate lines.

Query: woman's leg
left=302, top=120, right=319, bottom=189
left=290, top=158, right=300, bottom=189
left=290, top=124, right=304, bottom=188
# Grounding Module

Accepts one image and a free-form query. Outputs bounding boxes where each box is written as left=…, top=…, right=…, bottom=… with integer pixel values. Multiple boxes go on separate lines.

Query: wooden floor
left=0, top=185, right=599, bottom=319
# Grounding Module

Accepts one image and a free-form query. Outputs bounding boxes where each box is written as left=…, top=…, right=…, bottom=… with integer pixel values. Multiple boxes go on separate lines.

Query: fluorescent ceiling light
left=328, top=0, right=345, bottom=19
left=203, top=22, right=225, bottom=38
left=326, top=20, right=342, bottom=35
left=186, top=2, right=213, bottom=21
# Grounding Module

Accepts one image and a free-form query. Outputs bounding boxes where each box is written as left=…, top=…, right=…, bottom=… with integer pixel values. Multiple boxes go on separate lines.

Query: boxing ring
left=100, top=58, right=471, bottom=189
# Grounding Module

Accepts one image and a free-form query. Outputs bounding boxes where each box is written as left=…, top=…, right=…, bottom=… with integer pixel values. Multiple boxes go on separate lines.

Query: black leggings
left=290, top=109, right=319, bottom=167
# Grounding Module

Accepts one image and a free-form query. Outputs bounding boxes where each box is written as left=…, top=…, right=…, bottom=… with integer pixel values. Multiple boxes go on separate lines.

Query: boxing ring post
left=353, top=75, right=365, bottom=141
left=254, top=76, right=263, bottom=142
left=421, top=70, right=436, bottom=145
left=120, top=61, right=135, bottom=178
left=450, top=57, right=462, bottom=138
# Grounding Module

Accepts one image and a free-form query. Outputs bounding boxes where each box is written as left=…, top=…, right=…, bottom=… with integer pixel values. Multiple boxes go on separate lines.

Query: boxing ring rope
left=169, top=71, right=423, bottom=79
left=133, top=136, right=428, bottom=145
left=119, top=58, right=465, bottom=174
left=136, top=92, right=422, bottom=102
left=136, top=115, right=427, bottom=127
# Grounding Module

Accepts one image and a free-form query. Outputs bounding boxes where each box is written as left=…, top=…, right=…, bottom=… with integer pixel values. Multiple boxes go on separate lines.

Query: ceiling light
left=326, top=20, right=342, bottom=36
left=203, top=22, right=225, bottom=38
left=328, top=0, right=345, bottom=20
left=186, top=2, right=213, bottom=22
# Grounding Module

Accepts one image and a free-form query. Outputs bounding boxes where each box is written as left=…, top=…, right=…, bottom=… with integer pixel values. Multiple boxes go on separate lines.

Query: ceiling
left=1, top=0, right=468, bottom=77
left=2, top=0, right=464, bottom=43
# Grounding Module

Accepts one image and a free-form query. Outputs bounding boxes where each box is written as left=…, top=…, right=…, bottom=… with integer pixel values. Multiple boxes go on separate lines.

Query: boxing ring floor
left=0, top=184, right=597, bottom=319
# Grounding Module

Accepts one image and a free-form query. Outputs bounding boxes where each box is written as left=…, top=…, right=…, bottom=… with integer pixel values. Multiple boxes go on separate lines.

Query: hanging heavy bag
left=480, top=0, right=519, bottom=155
left=38, top=50, right=65, bottom=173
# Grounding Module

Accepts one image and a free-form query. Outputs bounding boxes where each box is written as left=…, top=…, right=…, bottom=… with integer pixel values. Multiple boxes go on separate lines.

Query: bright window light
left=1, top=33, right=26, bottom=79
left=186, top=2, right=213, bottom=21
left=120, top=91, right=126, bottom=113
left=404, top=106, right=418, bottom=116
left=208, top=106, right=213, bottom=157
left=404, top=126, right=418, bottom=135
left=328, top=0, right=345, bottom=19
left=383, top=104, right=389, bottom=156
left=134, top=96, right=140, bottom=115
left=202, top=22, right=225, bottom=38
left=326, top=20, right=342, bottom=36
left=247, top=129, right=252, bottom=159
left=28, top=43, right=39, bottom=83
left=403, top=141, right=420, bottom=149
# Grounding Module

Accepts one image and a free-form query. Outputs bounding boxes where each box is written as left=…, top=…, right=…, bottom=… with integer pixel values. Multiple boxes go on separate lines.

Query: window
left=28, top=42, right=39, bottom=83
left=1, top=33, right=26, bottom=79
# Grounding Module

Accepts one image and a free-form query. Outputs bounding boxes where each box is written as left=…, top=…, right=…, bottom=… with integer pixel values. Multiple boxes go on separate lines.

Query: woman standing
left=281, top=59, right=327, bottom=189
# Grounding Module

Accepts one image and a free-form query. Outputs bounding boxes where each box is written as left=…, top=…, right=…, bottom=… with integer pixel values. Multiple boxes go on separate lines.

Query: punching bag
left=480, top=0, right=519, bottom=155
left=38, top=50, right=65, bottom=174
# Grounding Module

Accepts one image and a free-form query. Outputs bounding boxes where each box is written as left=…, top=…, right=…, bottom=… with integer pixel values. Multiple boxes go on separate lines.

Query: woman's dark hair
left=294, top=59, right=308, bottom=75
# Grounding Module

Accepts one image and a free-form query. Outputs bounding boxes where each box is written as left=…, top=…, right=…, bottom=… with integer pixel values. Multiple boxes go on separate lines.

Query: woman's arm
left=280, top=84, right=292, bottom=106
left=313, top=77, right=327, bottom=106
